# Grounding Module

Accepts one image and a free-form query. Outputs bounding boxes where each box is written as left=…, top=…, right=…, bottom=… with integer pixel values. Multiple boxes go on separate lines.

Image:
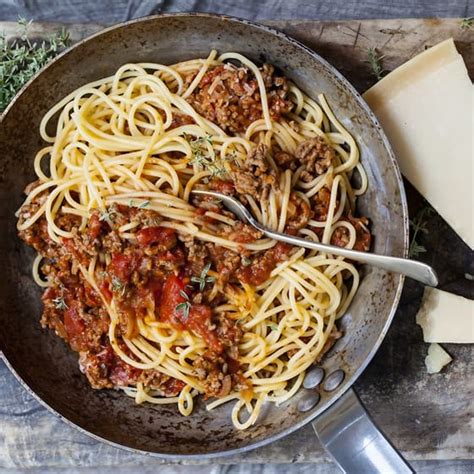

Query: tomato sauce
left=63, top=302, right=86, bottom=350
left=187, top=305, right=223, bottom=354
left=109, top=253, right=138, bottom=282
left=210, top=178, right=235, bottom=195
left=157, top=274, right=223, bottom=353
left=136, top=226, right=176, bottom=248
left=237, top=242, right=291, bottom=286
left=87, top=213, right=102, bottom=239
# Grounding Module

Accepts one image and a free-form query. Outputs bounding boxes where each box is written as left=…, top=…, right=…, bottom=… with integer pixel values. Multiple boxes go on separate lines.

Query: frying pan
left=0, top=13, right=411, bottom=472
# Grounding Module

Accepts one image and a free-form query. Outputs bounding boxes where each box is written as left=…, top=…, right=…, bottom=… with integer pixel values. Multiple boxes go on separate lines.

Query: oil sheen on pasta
left=16, top=50, right=372, bottom=430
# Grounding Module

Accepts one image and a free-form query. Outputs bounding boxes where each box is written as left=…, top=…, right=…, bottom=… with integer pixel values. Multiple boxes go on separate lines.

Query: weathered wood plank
left=2, top=17, right=472, bottom=91
left=1, top=18, right=473, bottom=469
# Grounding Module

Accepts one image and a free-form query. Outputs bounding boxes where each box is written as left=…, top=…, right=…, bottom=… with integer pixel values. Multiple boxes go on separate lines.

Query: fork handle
left=262, top=228, right=438, bottom=287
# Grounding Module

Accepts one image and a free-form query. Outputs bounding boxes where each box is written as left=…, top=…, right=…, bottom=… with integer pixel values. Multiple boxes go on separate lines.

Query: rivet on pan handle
left=312, top=388, right=414, bottom=474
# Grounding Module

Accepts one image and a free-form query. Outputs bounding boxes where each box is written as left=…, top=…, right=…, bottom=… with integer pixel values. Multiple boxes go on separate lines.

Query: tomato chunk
left=210, top=178, right=235, bottom=195
left=187, top=305, right=223, bottom=354
left=109, top=253, right=135, bottom=282
left=136, top=226, right=176, bottom=248
left=158, top=273, right=188, bottom=327
left=161, top=378, right=186, bottom=396
left=63, top=303, right=86, bottom=351
left=88, top=213, right=102, bottom=239
left=146, top=278, right=162, bottom=305
left=99, top=281, right=113, bottom=303
left=158, top=275, right=222, bottom=353
left=84, top=283, right=101, bottom=307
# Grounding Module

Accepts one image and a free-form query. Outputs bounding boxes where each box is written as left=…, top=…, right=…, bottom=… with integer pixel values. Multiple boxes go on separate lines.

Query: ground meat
left=295, top=136, right=335, bottom=182
left=274, top=148, right=298, bottom=170
left=206, top=243, right=241, bottom=286
left=261, top=63, right=294, bottom=119
left=79, top=344, right=186, bottom=395
left=106, top=204, right=162, bottom=229
left=193, top=355, right=232, bottom=397
left=312, top=186, right=332, bottom=222
left=42, top=282, right=109, bottom=353
left=331, top=227, right=350, bottom=248
left=79, top=349, right=115, bottom=389
left=179, top=233, right=209, bottom=276
left=138, top=369, right=168, bottom=389
left=331, top=215, right=371, bottom=252
left=214, top=313, right=242, bottom=359
left=286, top=192, right=313, bottom=230
left=17, top=193, right=81, bottom=258
left=79, top=345, right=141, bottom=389
left=349, top=215, right=372, bottom=251
left=236, top=242, right=291, bottom=286
left=186, top=63, right=293, bottom=134
left=101, top=230, right=123, bottom=254
left=231, top=144, right=278, bottom=201
left=221, top=221, right=263, bottom=243
left=209, top=178, right=235, bottom=195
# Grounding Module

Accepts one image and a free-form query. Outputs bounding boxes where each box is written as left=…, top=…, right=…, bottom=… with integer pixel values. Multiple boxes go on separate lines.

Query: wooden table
left=1, top=18, right=473, bottom=471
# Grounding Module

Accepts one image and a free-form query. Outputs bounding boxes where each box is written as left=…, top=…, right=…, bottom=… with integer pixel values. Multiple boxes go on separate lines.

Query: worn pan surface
left=0, top=13, right=408, bottom=457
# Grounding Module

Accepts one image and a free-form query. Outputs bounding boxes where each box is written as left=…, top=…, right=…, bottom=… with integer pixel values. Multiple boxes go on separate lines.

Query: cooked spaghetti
left=16, top=50, right=371, bottom=430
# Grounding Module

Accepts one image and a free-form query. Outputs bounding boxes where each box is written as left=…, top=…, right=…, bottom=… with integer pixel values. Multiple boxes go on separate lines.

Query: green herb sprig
left=191, top=262, right=215, bottom=291
left=409, top=206, right=434, bottom=258
left=128, top=199, right=150, bottom=208
left=0, top=18, right=70, bottom=112
left=185, top=134, right=229, bottom=177
left=111, top=276, right=126, bottom=296
left=460, top=17, right=473, bottom=30
left=366, top=47, right=385, bottom=81
left=175, top=290, right=191, bottom=320
left=52, top=296, right=68, bottom=310
left=99, top=205, right=118, bottom=224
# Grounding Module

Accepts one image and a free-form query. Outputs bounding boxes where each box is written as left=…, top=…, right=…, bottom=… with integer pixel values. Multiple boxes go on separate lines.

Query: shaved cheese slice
left=364, top=39, right=474, bottom=249
left=416, top=287, right=474, bottom=343
left=425, top=343, right=452, bottom=374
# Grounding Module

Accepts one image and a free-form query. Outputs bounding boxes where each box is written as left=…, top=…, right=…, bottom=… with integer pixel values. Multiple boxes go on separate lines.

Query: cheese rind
left=416, top=287, right=474, bottom=343
left=425, top=343, right=452, bottom=374
left=364, top=39, right=474, bottom=249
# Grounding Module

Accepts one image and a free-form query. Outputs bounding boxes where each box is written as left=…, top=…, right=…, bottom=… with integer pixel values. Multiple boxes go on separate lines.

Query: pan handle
left=312, top=388, right=413, bottom=473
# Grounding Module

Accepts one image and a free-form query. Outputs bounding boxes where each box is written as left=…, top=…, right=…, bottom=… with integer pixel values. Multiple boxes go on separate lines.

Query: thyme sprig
left=409, top=206, right=434, bottom=258
left=111, top=276, right=126, bottom=296
left=191, top=262, right=215, bottom=291
left=366, top=47, right=385, bottom=81
left=52, top=296, right=68, bottom=310
left=460, top=17, right=473, bottom=30
left=176, top=290, right=191, bottom=320
left=185, top=134, right=229, bottom=177
left=99, top=204, right=118, bottom=224
left=0, top=18, right=70, bottom=112
left=128, top=199, right=150, bottom=208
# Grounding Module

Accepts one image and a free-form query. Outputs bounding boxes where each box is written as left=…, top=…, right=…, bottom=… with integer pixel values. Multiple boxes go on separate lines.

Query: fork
left=191, top=189, right=438, bottom=286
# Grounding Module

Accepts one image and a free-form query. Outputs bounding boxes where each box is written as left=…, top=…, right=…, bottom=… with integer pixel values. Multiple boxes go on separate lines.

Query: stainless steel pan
left=0, top=14, right=410, bottom=472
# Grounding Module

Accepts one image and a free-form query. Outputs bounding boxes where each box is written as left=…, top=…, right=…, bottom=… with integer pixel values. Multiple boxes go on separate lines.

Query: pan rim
left=0, top=11, right=409, bottom=459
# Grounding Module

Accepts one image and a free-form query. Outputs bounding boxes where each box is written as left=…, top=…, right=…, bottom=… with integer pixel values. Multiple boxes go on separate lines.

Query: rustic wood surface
left=0, top=18, right=473, bottom=470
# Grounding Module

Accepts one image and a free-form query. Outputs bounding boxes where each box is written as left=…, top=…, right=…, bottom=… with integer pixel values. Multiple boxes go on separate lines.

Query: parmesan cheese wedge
left=425, top=343, right=452, bottom=374
left=363, top=39, right=474, bottom=249
left=416, top=287, right=474, bottom=343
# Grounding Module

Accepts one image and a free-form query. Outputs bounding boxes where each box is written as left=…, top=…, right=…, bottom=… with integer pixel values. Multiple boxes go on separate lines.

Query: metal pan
left=0, top=13, right=410, bottom=472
